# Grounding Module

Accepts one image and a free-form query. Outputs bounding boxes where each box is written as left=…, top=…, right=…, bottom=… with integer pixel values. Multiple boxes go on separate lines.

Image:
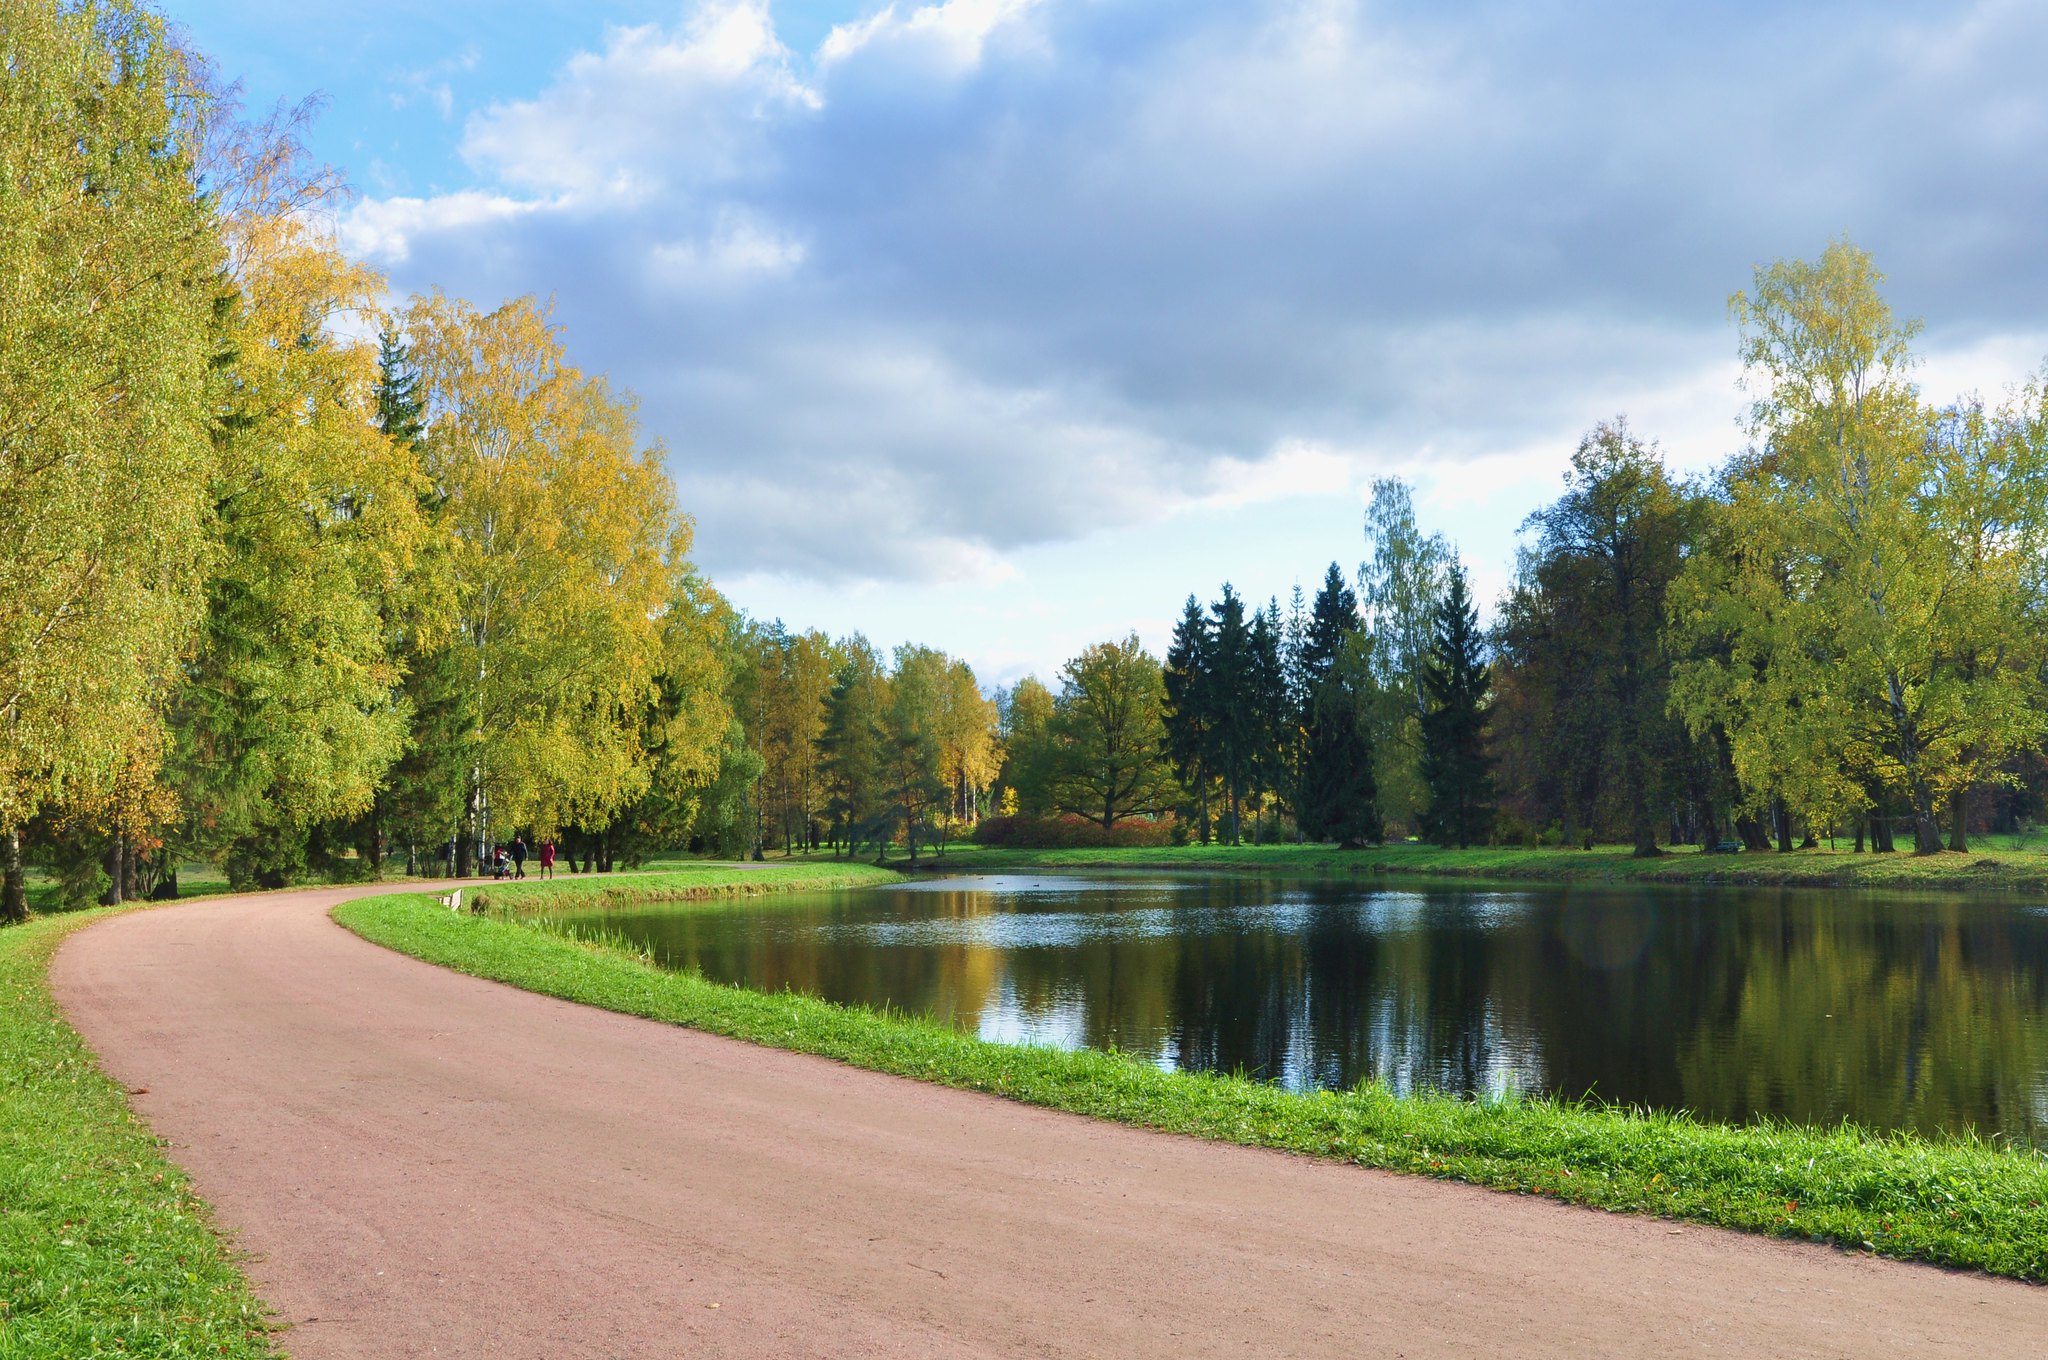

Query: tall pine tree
left=1296, top=565, right=1380, bottom=844
left=1207, top=585, right=1253, bottom=844
left=1300, top=562, right=1358, bottom=695
left=1419, top=565, right=1495, bottom=848
left=1248, top=600, right=1289, bottom=839
left=1162, top=595, right=1215, bottom=842
left=1298, top=642, right=1381, bottom=846
left=374, top=325, right=426, bottom=447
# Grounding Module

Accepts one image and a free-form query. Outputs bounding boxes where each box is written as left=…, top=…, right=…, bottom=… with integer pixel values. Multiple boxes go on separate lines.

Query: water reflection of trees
left=1670, top=899, right=2048, bottom=1142
left=599, top=882, right=2048, bottom=1145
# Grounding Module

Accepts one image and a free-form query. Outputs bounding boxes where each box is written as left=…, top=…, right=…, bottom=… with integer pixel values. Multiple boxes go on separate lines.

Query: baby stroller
left=491, top=846, right=511, bottom=879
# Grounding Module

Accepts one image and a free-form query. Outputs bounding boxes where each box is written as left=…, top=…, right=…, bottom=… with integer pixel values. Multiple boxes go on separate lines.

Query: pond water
left=589, top=873, right=2048, bottom=1144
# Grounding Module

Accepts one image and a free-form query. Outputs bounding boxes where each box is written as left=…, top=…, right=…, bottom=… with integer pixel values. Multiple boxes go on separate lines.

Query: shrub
left=972, top=814, right=1171, bottom=849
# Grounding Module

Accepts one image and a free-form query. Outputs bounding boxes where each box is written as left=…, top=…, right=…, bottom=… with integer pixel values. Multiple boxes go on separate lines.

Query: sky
left=168, top=0, right=2048, bottom=685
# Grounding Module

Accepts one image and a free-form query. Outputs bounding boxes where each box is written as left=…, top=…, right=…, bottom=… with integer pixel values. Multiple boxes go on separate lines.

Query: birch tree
left=0, top=0, right=218, bottom=917
left=1670, top=241, right=2048, bottom=853
left=408, top=293, right=679, bottom=867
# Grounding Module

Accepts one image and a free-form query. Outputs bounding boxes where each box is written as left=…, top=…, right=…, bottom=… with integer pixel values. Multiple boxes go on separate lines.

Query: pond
left=587, top=872, right=2048, bottom=1145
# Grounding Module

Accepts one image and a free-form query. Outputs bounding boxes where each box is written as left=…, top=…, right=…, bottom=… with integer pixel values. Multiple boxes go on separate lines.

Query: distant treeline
left=1096, top=241, right=2048, bottom=860
left=8, top=5, right=2048, bottom=924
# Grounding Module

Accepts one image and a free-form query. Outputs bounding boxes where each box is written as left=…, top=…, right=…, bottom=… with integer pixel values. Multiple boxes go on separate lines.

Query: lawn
left=756, top=837, right=2048, bottom=895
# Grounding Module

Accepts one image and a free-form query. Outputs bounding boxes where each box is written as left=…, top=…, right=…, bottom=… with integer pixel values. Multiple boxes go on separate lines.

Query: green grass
left=828, top=838, right=2048, bottom=894
left=449, top=861, right=904, bottom=915
left=336, top=878, right=2048, bottom=1283
left=0, top=906, right=278, bottom=1358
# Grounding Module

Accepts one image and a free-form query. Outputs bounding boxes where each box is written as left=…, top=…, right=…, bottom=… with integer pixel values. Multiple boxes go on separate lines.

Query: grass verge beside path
left=869, top=840, right=2048, bottom=895
left=337, top=880, right=2048, bottom=1284
left=0, top=907, right=277, bottom=1358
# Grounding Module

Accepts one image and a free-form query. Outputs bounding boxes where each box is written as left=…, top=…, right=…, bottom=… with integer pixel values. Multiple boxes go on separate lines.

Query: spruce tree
left=1248, top=600, right=1289, bottom=838
left=1419, top=565, right=1495, bottom=848
left=1207, top=585, right=1253, bottom=843
left=1162, top=595, right=1215, bottom=842
left=1298, top=644, right=1382, bottom=846
left=1295, top=566, right=1378, bottom=843
left=374, top=325, right=426, bottom=447
left=1300, top=562, right=1358, bottom=694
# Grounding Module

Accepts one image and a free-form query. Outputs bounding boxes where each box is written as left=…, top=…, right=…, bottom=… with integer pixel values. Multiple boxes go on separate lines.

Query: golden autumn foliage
left=406, top=293, right=684, bottom=853
left=0, top=0, right=217, bottom=844
left=1670, top=241, right=2048, bottom=853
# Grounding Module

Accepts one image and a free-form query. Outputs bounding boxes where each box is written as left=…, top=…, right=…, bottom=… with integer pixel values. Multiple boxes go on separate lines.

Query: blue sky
left=169, top=0, right=2048, bottom=685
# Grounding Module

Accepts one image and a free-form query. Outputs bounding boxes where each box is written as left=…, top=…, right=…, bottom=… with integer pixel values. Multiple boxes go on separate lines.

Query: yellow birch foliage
left=407, top=293, right=679, bottom=837
left=1669, top=241, right=2048, bottom=850
left=936, top=658, right=999, bottom=827
left=0, top=0, right=218, bottom=831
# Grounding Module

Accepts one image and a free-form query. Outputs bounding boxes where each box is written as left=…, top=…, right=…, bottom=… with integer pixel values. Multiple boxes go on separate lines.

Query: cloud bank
left=342, top=0, right=2048, bottom=585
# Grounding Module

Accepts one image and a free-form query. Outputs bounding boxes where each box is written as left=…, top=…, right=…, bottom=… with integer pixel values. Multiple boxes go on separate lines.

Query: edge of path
left=3, top=865, right=895, bottom=1354
left=335, top=872, right=2048, bottom=1284
left=2, top=897, right=284, bottom=1357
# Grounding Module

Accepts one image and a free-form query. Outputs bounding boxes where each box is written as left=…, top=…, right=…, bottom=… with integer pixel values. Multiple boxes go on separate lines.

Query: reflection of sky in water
left=820, top=887, right=1539, bottom=951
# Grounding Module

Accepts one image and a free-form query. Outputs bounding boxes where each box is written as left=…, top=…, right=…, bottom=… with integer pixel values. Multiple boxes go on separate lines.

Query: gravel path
left=50, top=885, right=2047, bottom=1358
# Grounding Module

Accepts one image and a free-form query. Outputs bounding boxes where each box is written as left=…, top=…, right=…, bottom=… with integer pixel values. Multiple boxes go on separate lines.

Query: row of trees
left=1497, top=241, right=2048, bottom=857
left=1, top=2, right=762, bottom=916
left=993, top=242, right=2048, bottom=861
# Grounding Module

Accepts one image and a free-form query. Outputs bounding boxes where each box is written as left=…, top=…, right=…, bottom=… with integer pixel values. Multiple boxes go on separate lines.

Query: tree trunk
left=1947, top=786, right=1969, bottom=853
left=122, top=841, right=139, bottom=902
left=1854, top=816, right=1865, bottom=853
left=150, top=846, right=180, bottom=900
left=1909, top=785, right=1943, bottom=855
left=1772, top=798, right=1793, bottom=853
left=98, top=836, right=123, bottom=905
left=1911, top=815, right=1943, bottom=855
left=1, top=827, right=25, bottom=923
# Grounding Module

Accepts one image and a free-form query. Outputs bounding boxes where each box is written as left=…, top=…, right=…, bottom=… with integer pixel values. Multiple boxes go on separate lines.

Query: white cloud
left=341, top=0, right=2048, bottom=598
left=820, top=0, right=1046, bottom=75
left=341, top=190, right=551, bottom=265
left=1193, top=440, right=1357, bottom=512
left=459, top=0, right=816, bottom=198
left=649, top=213, right=807, bottom=290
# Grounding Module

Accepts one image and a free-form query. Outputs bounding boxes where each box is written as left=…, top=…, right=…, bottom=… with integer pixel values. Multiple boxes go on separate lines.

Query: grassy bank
left=337, top=881, right=2048, bottom=1283
left=854, top=839, right=2048, bottom=895
left=449, top=861, right=904, bottom=916
left=0, top=907, right=277, bottom=1358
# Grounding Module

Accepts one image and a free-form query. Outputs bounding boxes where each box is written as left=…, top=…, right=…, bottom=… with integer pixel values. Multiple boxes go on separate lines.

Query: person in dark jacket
left=511, top=835, right=528, bottom=880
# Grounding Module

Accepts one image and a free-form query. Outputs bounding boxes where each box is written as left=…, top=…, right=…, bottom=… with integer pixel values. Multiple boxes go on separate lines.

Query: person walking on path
left=539, top=839, right=557, bottom=880
left=510, top=836, right=528, bottom=881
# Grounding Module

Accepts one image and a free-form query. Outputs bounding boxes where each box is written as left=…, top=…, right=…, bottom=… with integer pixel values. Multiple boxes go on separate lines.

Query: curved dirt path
left=51, top=886, right=2047, bottom=1359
